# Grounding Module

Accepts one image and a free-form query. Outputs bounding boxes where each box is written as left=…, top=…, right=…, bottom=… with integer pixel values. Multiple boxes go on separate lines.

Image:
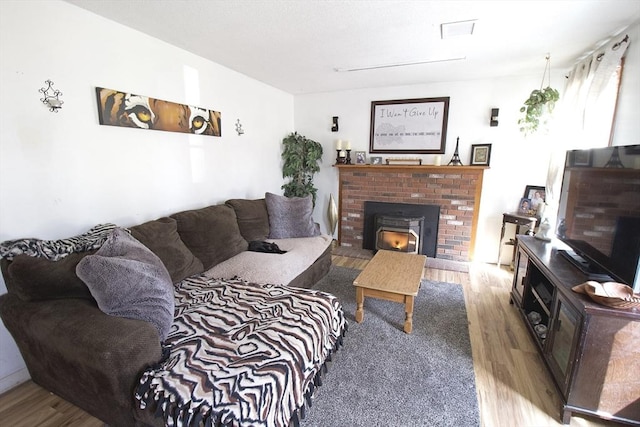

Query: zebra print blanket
left=0, top=223, right=119, bottom=261
left=135, top=275, right=346, bottom=427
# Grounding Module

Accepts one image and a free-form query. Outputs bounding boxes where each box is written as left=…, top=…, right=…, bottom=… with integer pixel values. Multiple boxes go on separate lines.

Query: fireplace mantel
left=335, top=164, right=488, bottom=172
left=335, top=164, right=487, bottom=261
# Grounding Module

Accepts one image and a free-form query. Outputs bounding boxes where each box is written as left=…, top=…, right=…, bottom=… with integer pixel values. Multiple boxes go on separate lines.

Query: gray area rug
left=304, top=265, right=479, bottom=426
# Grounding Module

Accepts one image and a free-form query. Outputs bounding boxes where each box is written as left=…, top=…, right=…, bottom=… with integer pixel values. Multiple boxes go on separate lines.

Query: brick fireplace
left=336, top=164, right=486, bottom=261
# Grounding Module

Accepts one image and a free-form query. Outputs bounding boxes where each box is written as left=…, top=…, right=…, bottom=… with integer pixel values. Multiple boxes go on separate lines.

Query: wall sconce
left=331, top=116, right=339, bottom=132
left=39, top=80, right=63, bottom=112
left=490, top=108, right=499, bottom=127
left=235, top=119, right=244, bottom=135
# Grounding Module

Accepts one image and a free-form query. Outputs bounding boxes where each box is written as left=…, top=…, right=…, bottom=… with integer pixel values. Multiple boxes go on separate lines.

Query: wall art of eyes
left=96, top=87, right=221, bottom=137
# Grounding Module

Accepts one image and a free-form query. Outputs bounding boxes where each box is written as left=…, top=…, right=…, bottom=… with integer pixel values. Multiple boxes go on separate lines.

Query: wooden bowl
left=572, top=281, right=640, bottom=310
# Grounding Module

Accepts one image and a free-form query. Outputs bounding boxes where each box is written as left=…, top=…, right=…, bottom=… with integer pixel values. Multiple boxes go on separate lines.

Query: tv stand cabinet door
left=510, top=247, right=529, bottom=305
left=545, top=293, right=581, bottom=399
left=565, top=314, right=640, bottom=424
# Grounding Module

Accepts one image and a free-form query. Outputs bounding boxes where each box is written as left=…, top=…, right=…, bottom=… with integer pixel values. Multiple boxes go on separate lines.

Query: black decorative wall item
left=490, top=108, right=499, bottom=127
left=332, top=116, right=339, bottom=132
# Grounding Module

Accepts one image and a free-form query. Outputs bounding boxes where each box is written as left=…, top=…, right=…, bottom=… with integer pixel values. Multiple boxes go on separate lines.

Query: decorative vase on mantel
left=327, top=194, right=338, bottom=237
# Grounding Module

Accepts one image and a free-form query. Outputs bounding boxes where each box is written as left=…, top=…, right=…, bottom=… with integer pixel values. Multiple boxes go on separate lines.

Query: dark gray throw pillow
left=75, top=228, right=174, bottom=342
left=265, top=192, right=320, bottom=239
left=225, top=198, right=270, bottom=242
left=130, top=217, right=204, bottom=283
left=170, top=205, right=248, bottom=269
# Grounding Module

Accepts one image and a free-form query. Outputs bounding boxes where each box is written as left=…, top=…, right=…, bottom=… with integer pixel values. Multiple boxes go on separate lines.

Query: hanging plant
left=518, top=55, right=560, bottom=135
left=281, top=131, right=323, bottom=206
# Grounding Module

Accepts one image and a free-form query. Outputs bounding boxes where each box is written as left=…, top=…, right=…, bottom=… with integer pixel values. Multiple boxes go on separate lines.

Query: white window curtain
left=537, top=34, right=630, bottom=238
left=560, top=34, right=629, bottom=150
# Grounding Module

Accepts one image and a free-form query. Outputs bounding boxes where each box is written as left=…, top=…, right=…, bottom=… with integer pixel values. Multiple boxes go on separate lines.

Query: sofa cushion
left=130, top=217, right=204, bottom=283
left=171, top=205, right=248, bottom=270
left=265, top=192, right=320, bottom=239
left=205, top=235, right=332, bottom=286
left=2, top=252, right=95, bottom=302
left=76, top=228, right=174, bottom=342
left=225, top=198, right=270, bottom=242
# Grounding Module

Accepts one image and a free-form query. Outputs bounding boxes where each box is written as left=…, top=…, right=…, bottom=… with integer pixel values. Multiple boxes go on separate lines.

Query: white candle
left=339, top=150, right=346, bottom=158
left=48, top=98, right=62, bottom=108
left=336, top=139, right=342, bottom=150
left=434, top=155, right=442, bottom=166
left=345, top=140, right=351, bottom=150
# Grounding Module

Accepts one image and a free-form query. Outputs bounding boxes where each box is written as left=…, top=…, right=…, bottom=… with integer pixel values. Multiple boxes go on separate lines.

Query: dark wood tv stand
left=511, top=236, right=639, bottom=425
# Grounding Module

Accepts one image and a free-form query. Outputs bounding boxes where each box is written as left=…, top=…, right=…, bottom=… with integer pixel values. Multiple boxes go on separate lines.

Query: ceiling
left=65, top=0, right=640, bottom=95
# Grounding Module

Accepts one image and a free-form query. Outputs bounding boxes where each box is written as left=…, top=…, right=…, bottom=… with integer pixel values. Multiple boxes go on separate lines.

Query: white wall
left=295, top=19, right=640, bottom=266
left=0, top=0, right=293, bottom=392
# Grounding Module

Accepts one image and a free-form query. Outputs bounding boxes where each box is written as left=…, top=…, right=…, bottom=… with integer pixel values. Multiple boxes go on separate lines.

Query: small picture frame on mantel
left=370, top=156, right=383, bottom=165
left=470, top=143, right=492, bottom=166
left=355, top=151, right=367, bottom=164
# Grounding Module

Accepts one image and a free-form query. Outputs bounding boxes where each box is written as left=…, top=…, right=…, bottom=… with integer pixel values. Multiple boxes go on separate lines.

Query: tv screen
left=556, top=144, right=640, bottom=291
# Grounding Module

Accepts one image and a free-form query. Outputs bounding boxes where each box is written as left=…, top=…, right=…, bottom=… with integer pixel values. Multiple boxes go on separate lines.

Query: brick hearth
left=336, top=164, right=487, bottom=261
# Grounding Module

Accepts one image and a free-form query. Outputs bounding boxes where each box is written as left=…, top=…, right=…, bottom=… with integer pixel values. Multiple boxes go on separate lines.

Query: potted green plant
left=518, top=86, right=560, bottom=134
left=518, top=55, right=560, bottom=135
left=281, top=132, right=323, bottom=205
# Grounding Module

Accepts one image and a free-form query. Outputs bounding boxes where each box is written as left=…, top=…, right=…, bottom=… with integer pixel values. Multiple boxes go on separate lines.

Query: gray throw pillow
left=76, top=228, right=174, bottom=342
left=265, top=192, right=320, bottom=239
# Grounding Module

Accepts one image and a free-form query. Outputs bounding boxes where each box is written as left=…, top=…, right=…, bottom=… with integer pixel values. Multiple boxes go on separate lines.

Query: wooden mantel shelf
left=333, top=164, right=489, bottom=172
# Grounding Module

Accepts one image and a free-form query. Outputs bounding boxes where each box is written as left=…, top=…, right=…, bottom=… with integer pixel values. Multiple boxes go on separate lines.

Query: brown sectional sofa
left=0, top=197, right=333, bottom=426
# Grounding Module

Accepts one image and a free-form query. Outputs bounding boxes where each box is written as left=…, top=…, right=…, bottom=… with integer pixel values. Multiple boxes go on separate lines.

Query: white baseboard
left=0, top=368, right=31, bottom=395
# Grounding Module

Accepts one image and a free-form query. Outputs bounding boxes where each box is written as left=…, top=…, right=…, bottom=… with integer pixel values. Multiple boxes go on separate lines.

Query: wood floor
left=0, top=252, right=620, bottom=427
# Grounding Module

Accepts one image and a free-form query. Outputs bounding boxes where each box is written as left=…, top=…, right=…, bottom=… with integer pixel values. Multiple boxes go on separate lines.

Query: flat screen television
left=556, top=144, right=640, bottom=292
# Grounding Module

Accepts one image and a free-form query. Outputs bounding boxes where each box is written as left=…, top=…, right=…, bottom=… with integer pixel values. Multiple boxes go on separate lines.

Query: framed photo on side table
left=524, top=185, right=545, bottom=214
left=470, top=144, right=492, bottom=166
left=518, top=198, right=533, bottom=215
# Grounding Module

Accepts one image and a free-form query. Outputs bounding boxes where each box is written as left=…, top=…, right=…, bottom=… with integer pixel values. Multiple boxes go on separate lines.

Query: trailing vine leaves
left=518, top=86, right=560, bottom=135
left=281, top=132, right=323, bottom=206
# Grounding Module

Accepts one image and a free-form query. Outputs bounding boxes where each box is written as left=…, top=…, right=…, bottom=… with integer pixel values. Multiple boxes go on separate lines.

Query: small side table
left=498, top=212, right=537, bottom=268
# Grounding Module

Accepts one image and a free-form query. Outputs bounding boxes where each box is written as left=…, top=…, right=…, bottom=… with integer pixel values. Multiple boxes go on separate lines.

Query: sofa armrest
left=0, top=293, right=163, bottom=426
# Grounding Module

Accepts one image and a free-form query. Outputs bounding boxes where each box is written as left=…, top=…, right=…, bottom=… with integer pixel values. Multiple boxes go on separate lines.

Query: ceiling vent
left=441, top=20, right=477, bottom=39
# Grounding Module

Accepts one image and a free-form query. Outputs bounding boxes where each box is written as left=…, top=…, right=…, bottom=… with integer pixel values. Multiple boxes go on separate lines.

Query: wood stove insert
left=363, top=201, right=440, bottom=257
left=375, top=215, right=424, bottom=254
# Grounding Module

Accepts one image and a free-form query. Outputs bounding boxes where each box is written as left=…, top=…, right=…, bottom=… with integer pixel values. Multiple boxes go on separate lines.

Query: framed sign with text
left=369, top=97, right=449, bottom=154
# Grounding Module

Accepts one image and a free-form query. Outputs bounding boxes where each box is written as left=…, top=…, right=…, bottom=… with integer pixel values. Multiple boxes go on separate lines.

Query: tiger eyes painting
left=95, top=87, right=221, bottom=136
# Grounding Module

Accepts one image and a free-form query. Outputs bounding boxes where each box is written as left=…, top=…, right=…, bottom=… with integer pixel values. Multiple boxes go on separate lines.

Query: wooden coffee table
left=353, top=250, right=427, bottom=333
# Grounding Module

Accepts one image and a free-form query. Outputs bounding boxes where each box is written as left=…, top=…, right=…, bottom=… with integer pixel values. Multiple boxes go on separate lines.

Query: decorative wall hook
left=331, top=116, right=339, bottom=132
left=39, top=80, right=63, bottom=112
left=235, top=119, right=244, bottom=135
